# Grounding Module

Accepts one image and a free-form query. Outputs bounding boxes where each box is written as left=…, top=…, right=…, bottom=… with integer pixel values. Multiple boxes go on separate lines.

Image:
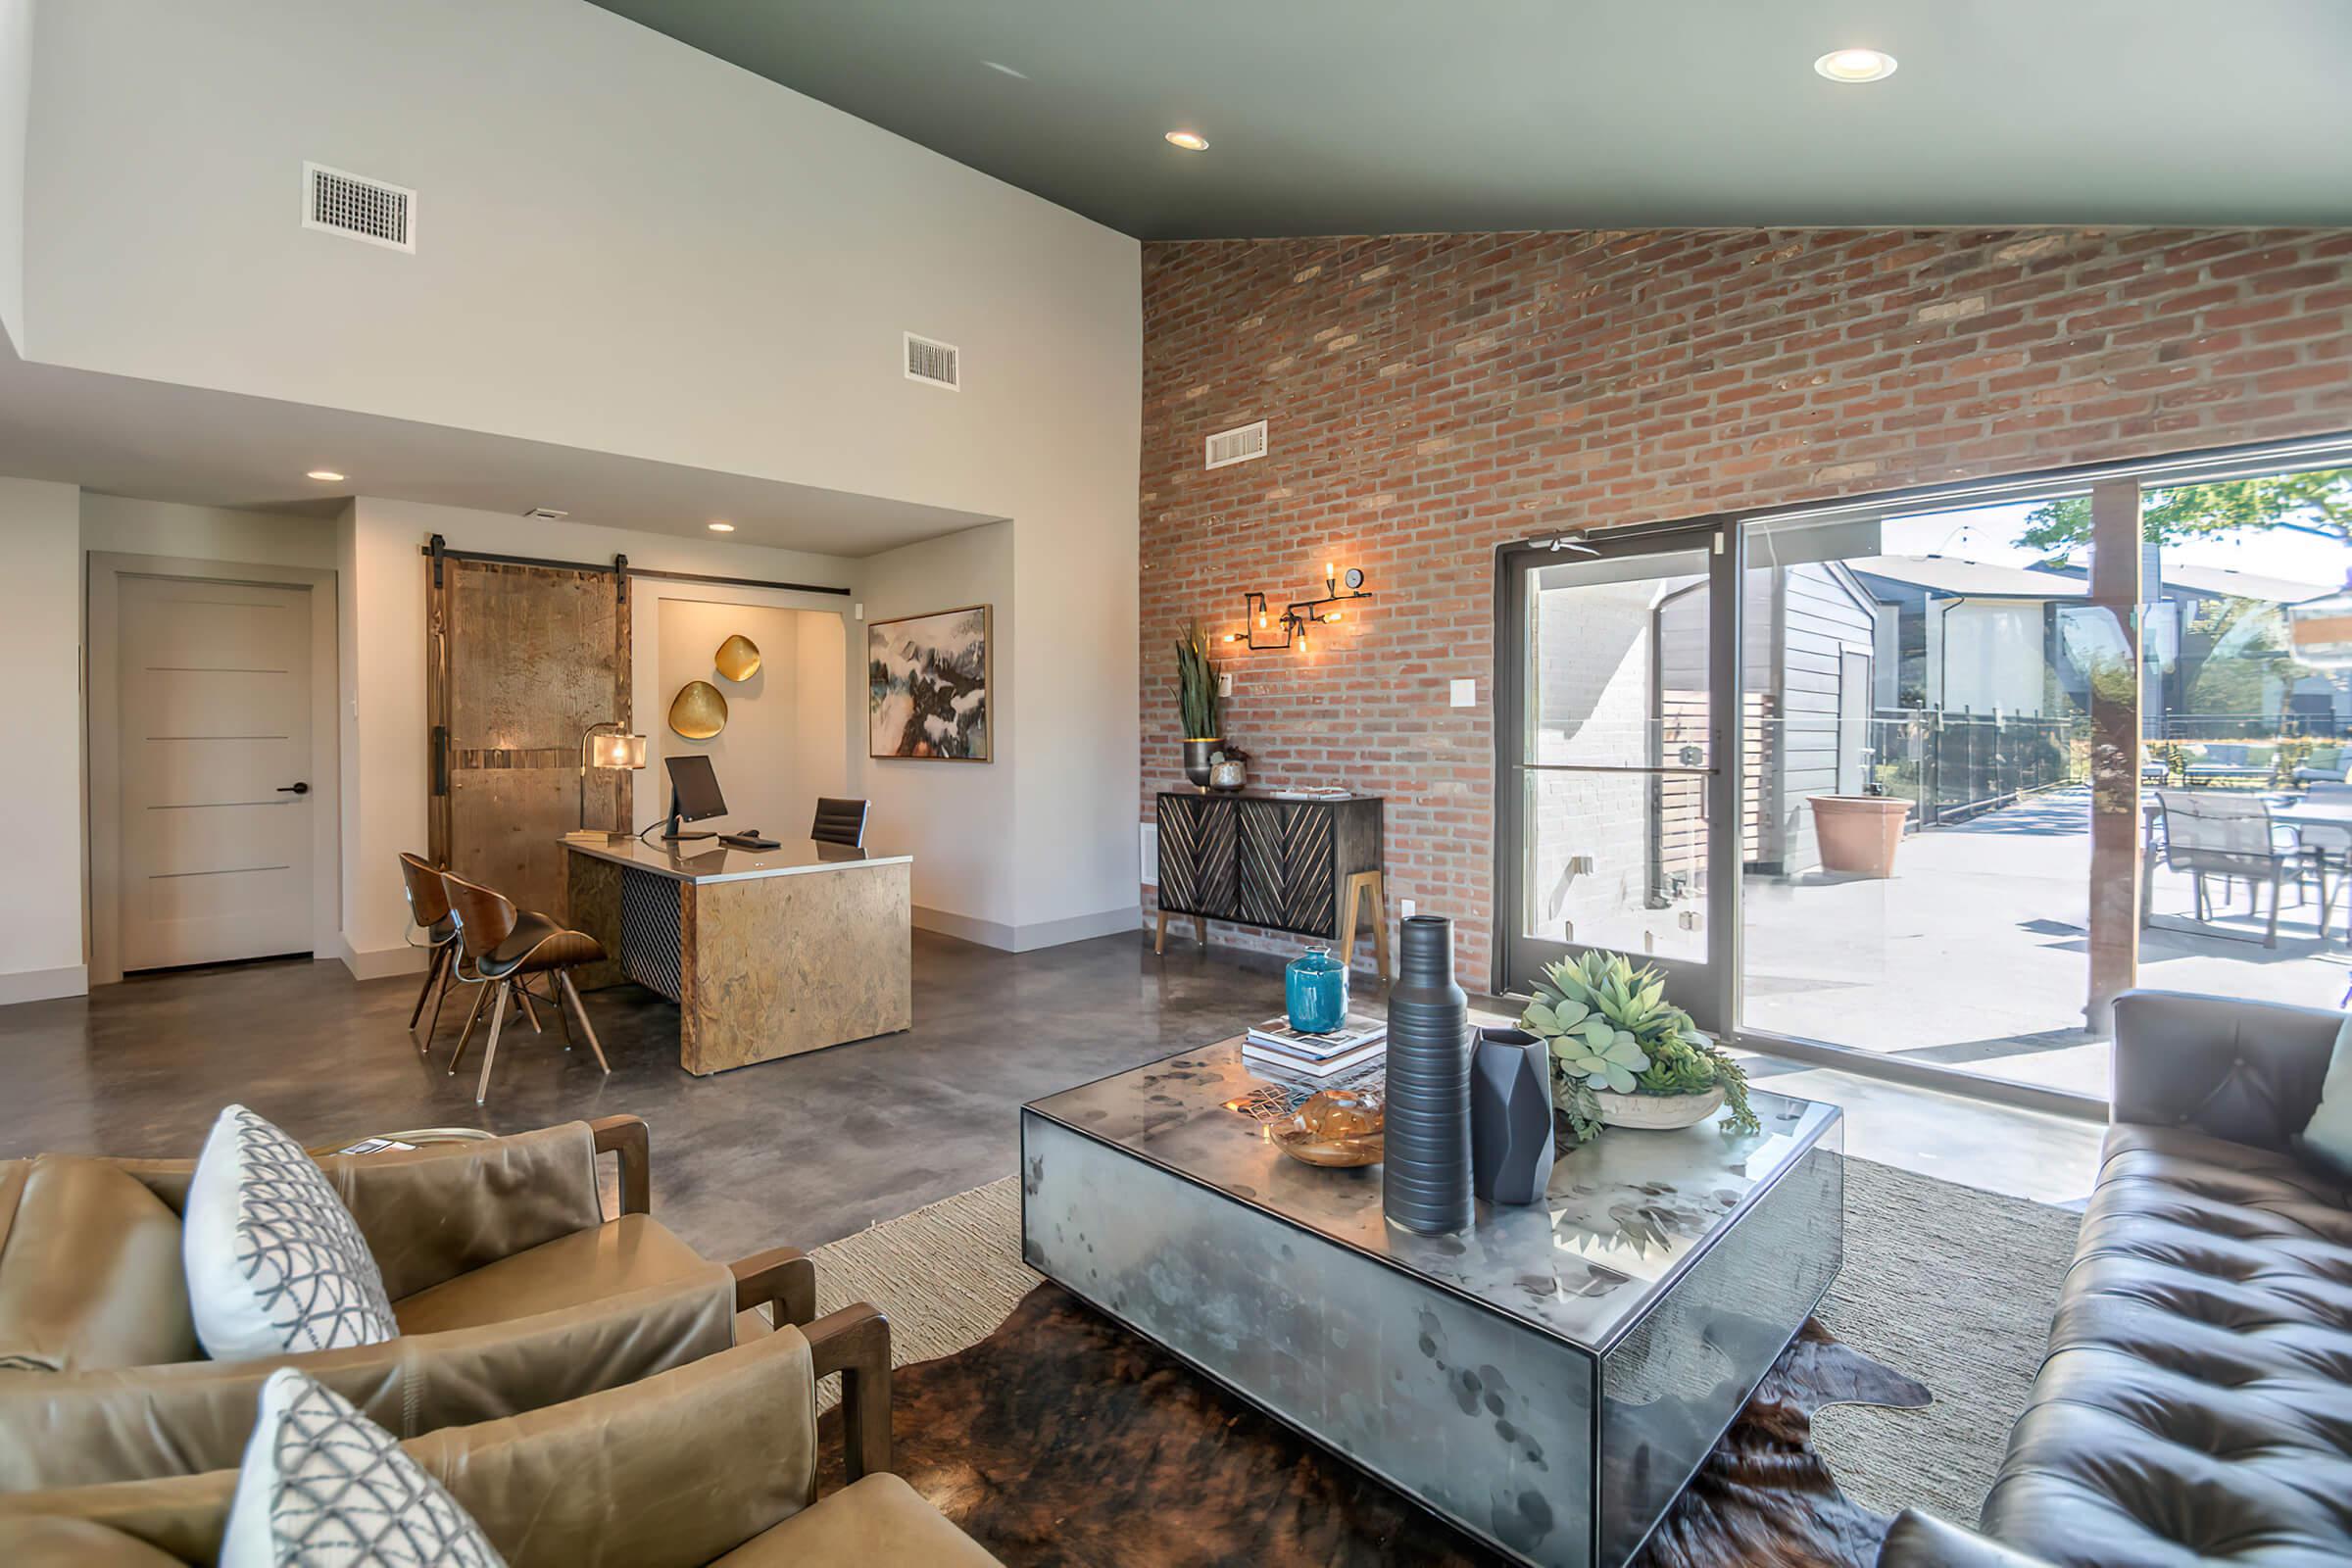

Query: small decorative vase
left=1285, top=944, right=1349, bottom=1034
left=1181, top=737, right=1219, bottom=789
left=1383, top=915, right=1473, bottom=1237
left=1470, top=1028, right=1554, bottom=1206
left=1593, top=1084, right=1725, bottom=1131
left=1208, top=756, right=1248, bottom=791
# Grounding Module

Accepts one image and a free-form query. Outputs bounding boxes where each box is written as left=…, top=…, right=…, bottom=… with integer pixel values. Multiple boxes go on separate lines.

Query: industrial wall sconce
left=1224, top=563, right=1373, bottom=654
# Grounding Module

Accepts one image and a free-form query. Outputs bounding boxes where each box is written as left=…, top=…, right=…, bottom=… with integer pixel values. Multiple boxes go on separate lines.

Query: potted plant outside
left=1517, top=951, right=1759, bottom=1144
left=1175, top=619, right=1222, bottom=788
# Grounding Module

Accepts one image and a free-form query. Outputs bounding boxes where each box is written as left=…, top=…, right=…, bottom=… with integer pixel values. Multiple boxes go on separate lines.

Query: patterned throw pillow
left=222, top=1368, right=506, bottom=1568
left=183, top=1105, right=398, bottom=1362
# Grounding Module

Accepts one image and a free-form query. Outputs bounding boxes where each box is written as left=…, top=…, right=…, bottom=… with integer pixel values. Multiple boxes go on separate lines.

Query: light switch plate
left=1219, top=672, right=1233, bottom=697
left=854, top=602, right=864, bottom=620
left=1400, top=899, right=1416, bottom=919
left=1449, top=678, right=1476, bottom=708
left=1140, top=822, right=1158, bottom=885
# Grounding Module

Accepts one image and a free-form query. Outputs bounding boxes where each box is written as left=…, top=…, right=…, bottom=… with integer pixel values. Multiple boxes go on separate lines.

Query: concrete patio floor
left=1740, top=786, right=2347, bottom=1098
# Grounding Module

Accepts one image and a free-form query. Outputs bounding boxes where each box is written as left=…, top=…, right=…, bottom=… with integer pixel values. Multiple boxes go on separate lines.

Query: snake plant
left=1174, top=619, right=1220, bottom=739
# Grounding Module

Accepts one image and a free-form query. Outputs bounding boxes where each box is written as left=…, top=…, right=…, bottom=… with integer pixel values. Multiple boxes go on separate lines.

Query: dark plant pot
left=1383, top=915, right=1472, bottom=1236
left=1181, top=737, right=1220, bottom=789
left=1470, top=1028, right=1555, bottom=1206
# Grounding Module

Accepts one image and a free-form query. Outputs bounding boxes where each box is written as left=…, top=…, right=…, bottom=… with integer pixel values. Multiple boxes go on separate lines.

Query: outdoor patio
left=1740, top=786, right=2348, bottom=1098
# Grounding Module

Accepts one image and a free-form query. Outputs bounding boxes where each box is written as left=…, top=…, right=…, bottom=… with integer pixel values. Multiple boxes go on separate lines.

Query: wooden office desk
left=562, top=836, right=912, bottom=1074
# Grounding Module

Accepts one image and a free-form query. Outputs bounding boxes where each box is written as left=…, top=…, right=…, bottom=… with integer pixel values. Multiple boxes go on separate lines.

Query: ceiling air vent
left=1205, top=419, right=1268, bottom=470
left=523, top=507, right=569, bottom=521
left=302, top=162, right=416, bottom=252
left=904, top=332, right=960, bottom=390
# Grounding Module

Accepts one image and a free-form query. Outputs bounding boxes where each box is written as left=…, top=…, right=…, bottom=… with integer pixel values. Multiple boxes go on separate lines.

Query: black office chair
left=811, top=797, right=869, bottom=848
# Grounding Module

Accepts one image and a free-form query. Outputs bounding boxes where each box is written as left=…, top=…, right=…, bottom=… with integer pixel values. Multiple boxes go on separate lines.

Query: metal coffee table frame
left=1020, top=1041, right=1844, bottom=1568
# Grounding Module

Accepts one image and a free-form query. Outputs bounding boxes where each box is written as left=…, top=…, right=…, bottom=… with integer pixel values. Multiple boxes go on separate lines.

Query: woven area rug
left=808, top=1158, right=2078, bottom=1557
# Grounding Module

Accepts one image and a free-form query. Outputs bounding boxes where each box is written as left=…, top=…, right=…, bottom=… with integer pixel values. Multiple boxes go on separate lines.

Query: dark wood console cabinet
left=1153, top=791, right=1387, bottom=975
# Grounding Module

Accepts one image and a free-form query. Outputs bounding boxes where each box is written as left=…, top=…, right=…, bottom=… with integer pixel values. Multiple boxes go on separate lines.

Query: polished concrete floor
left=0, top=931, right=2103, bottom=1261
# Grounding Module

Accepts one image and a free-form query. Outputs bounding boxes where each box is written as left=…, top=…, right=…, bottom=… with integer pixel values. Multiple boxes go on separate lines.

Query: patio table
left=2140, top=792, right=2352, bottom=943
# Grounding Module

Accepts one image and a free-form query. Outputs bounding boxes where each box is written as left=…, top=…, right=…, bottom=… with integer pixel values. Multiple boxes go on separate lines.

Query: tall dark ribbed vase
left=1383, top=915, right=1473, bottom=1236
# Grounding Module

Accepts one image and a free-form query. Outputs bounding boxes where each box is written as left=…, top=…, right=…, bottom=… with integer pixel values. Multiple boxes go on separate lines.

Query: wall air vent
left=904, top=332, right=961, bottom=390
left=302, top=162, right=416, bottom=252
left=1205, top=419, right=1268, bottom=470
left=523, top=507, right=569, bottom=521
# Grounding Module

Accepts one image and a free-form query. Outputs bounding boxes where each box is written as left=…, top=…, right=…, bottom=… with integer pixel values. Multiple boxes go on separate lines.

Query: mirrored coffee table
left=1020, top=1041, right=1843, bottom=1568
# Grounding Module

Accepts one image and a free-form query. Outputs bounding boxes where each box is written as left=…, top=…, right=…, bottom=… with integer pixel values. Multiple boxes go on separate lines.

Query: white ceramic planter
left=1592, top=1084, right=1723, bottom=1130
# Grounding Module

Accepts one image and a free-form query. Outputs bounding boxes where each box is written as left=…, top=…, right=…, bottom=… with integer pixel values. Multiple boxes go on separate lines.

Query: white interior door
left=118, top=575, right=315, bottom=970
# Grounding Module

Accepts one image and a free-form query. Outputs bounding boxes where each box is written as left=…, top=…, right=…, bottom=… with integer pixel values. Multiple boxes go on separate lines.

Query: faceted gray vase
left=1470, top=1028, right=1555, bottom=1206
left=1382, top=915, right=1473, bottom=1236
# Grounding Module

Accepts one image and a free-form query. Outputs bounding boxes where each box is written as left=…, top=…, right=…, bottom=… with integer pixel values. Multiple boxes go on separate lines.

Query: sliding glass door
left=1496, top=436, right=2352, bottom=1115
left=1496, top=520, right=1734, bottom=1030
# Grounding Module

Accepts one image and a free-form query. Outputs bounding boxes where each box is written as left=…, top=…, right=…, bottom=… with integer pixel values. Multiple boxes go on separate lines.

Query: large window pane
left=1737, top=500, right=2109, bottom=1097
left=1514, top=548, right=1712, bottom=969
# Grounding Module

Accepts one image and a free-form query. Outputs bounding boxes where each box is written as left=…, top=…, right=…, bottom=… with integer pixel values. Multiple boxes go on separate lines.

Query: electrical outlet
left=1400, top=899, right=1416, bottom=919
left=1219, top=671, right=1233, bottom=698
left=1449, top=678, right=1477, bottom=708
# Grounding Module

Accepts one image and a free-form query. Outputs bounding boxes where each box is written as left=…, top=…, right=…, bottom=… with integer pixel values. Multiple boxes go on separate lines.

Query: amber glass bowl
left=1269, top=1087, right=1386, bottom=1167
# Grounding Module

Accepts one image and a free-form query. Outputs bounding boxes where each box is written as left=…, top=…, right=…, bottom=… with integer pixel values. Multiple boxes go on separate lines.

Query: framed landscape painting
left=867, top=605, right=992, bottom=761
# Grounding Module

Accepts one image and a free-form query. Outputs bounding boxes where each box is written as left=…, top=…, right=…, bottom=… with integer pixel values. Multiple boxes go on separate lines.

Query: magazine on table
left=1243, top=1012, right=1387, bottom=1059
left=1241, top=1037, right=1386, bottom=1080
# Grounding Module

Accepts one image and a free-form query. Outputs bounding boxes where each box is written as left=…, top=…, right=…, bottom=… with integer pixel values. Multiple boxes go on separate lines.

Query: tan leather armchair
left=0, top=1115, right=816, bottom=1493
left=0, top=1305, right=1001, bottom=1567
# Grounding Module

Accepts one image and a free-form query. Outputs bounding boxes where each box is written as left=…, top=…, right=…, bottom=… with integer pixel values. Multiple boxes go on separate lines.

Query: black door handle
left=277, top=782, right=311, bottom=795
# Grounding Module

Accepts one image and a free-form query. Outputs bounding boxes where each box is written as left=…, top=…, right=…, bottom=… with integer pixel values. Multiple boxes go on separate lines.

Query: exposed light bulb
left=1258, top=612, right=1268, bottom=628
left=1325, top=611, right=1341, bottom=623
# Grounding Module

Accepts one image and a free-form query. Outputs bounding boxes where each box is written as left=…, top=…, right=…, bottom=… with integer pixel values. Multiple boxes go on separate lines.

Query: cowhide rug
left=816, top=1283, right=1929, bottom=1567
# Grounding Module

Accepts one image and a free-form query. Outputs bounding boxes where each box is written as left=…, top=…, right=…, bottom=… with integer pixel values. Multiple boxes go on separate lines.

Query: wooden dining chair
left=438, top=870, right=612, bottom=1104
left=398, top=852, right=463, bottom=1049
left=811, top=797, right=869, bottom=848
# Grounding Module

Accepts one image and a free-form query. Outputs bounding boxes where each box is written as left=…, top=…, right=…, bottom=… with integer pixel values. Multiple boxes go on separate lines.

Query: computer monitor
left=662, top=754, right=726, bottom=842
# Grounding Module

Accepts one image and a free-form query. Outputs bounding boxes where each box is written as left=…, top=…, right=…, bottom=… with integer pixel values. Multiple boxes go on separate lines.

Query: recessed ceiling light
left=708, top=521, right=735, bottom=532
left=306, top=469, right=345, bottom=482
left=1164, top=129, right=1209, bottom=152
left=1814, top=48, right=1897, bottom=83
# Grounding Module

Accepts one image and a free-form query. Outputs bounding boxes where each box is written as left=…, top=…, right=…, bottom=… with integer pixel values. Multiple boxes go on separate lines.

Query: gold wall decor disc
left=668, top=679, right=728, bottom=738
left=714, top=633, right=762, bottom=681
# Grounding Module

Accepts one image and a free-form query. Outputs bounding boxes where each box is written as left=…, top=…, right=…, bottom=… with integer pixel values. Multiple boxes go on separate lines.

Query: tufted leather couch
left=1882, top=990, right=2350, bottom=1568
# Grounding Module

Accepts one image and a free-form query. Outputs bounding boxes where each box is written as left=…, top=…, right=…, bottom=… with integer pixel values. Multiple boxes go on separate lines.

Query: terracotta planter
left=1808, top=795, right=1912, bottom=877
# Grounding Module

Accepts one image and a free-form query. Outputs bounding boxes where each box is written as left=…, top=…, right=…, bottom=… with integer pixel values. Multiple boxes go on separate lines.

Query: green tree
left=2019, top=467, right=2352, bottom=555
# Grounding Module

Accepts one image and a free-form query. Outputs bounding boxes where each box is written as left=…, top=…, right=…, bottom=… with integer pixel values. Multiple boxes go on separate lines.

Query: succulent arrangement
left=1174, top=619, right=1221, bottom=740
left=1517, top=950, right=1759, bottom=1144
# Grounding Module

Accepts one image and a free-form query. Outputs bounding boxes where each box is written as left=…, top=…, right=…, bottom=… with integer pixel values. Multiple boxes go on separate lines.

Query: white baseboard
left=0, top=964, right=89, bottom=1005
left=911, top=904, right=1144, bottom=954
left=336, top=938, right=433, bottom=981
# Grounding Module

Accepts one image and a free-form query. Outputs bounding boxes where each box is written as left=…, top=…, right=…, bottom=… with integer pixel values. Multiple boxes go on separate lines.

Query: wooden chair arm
left=729, top=1246, right=816, bottom=1327
left=589, top=1114, right=651, bottom=1216
left=805, top=1302, right=892, bottom=1483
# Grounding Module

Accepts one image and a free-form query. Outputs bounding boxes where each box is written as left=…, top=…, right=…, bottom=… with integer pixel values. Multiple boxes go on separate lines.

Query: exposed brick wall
left=1137, top=228, right=2352, bottom=988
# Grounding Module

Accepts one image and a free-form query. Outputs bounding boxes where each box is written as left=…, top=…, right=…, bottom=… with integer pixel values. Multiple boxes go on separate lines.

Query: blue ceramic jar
left=1285, top=944, right=1349, bottom=1034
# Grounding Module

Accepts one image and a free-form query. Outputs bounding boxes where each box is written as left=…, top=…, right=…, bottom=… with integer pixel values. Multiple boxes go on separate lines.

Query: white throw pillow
left=222, top=1367, right=506, bottom=1568
left=183, top=1105, right=397, bottom=1361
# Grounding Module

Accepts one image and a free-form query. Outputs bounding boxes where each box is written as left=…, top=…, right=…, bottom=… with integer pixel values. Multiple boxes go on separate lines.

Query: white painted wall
left=0, top=475, right=83, bottom=1000
left=652, top=600, right=849, bottom=844
left=0, top=0, right=29, bottom=350
left=79, top=493, right=339, bottom=569
left=18, top=0, right=1145, bottom=950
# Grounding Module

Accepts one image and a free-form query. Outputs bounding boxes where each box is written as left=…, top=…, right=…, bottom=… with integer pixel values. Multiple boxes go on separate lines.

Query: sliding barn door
left=428, top=558, right=630, bottom=919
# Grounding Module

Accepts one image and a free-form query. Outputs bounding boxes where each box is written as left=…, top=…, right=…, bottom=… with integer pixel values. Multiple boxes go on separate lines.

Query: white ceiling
left=0, top=349, right=1001, bottom=559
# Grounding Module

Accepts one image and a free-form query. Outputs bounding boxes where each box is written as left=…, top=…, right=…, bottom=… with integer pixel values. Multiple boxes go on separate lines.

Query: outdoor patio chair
left=2141, top=789, right=2317, bottom=949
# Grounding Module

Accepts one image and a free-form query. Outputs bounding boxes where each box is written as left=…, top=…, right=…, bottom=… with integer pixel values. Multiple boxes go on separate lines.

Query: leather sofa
left=1882, top=990, right=2351, bottom=1567
left=0, top=1303, right=1005, bottom=1565
left=0, top=1115, right=813, bottom=1491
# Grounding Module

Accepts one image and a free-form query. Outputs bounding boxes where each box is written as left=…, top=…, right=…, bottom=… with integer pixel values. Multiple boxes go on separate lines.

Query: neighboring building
left=1847, top=556, right=2084, bottom=716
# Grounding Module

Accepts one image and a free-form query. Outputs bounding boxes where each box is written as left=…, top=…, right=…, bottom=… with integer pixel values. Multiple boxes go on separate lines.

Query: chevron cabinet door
left=1280, top=804, right=1337, bottom=933
left=1236, top=801, right=1287, bottom=927
left=1156, top=794, right=1238, bottom=918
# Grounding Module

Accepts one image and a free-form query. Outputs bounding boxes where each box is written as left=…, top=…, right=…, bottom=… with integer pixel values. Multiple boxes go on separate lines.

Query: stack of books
left=1241, top=1012, right=1388, bottom=1078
